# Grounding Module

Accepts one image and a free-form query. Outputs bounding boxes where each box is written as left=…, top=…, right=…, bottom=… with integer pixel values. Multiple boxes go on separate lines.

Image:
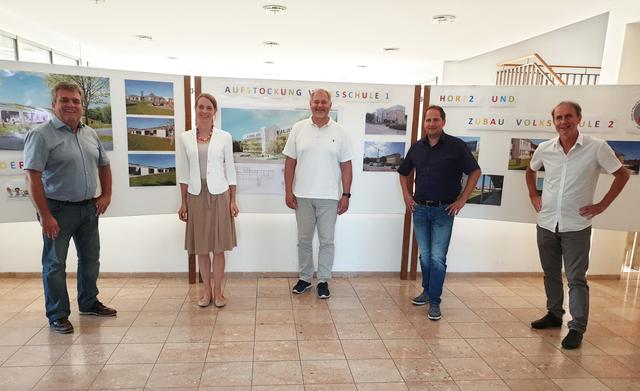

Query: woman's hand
left=230, top=201, right=239, bottom=218
left=178, top=204, right=188, bottom=222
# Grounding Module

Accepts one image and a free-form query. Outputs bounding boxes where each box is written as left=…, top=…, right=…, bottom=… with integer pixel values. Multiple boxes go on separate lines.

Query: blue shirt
left=23, top=116, right=110, bottom=202
left=398, top=133, right=480, bottom=201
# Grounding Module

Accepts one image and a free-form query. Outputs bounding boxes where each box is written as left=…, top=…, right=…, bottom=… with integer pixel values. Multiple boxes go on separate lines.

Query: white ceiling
left=1, top=0, right=612, bottom=84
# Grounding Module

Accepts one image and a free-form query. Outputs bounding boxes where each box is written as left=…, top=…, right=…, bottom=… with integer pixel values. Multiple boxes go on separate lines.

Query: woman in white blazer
left=177, top=93, right=238, bottom=308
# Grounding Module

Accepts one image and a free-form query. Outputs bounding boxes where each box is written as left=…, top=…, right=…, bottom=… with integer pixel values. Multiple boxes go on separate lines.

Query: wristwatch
left=342, top=192, right=351, bottom=198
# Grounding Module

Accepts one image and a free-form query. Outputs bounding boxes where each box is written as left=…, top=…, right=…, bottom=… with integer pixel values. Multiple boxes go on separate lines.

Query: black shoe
left=292, top=280, right=312, bottom=294
left=50, top=318, right=74, bottom=334
left=531, top=312, right=563, bottom=329
left=79, top=301, right=117, bottom=317
left=561, top=329, right=583, bottom=349
left=317, top=282, right=330, bottom=299
left=411, top=291, right=428, bottom=306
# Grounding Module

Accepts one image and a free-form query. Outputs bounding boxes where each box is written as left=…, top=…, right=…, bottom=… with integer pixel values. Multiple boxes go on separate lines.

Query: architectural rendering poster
left=128, top=153, right=176, bottom=187
left=0, top=70, right=113, bottom=151
left=127, top=117, right=175, bottom=151
left=365, top=104, right=407, bottom=135
left=125, top=80, right=174, bottom=116
left=607, top=140, right=640, bottom=175
left=467, top=174, right=503, bottom=206
left=363, top=141, right=405, bottom=172
left=509, top=138, right=547, bottom=170
left=460, top=136, right=480, bottom=160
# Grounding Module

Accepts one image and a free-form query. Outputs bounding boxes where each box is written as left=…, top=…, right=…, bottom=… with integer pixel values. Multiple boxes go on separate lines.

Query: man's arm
left=579, top=166, right=630, bottom=219
left=284, top=157, right=297, bottom=209
left=525, top=167, right=541, bottom=212
left=95, top=164, right=112, bottom=215
left=446, top=168, right=481, bottom=215
left=398, top=173, right=415, bottom=212
left=337, top=160, right=352, bottom=215
left=25, top=169, right=59, bottom=239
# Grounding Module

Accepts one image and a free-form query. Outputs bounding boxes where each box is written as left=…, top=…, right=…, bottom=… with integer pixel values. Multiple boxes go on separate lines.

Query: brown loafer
left=50, top=318, right=74, bottom=334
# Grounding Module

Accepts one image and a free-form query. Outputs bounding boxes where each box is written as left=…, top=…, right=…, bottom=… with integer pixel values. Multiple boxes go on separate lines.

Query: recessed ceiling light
left=91, top=0, right=105, bottom=4
left=166, top=56, right=178, bottom=60
left=135, top=34, right=153, bottom=40
left=383, top=47, right=399, bottom=53
left=356, top=65, right=368, bottom=68
left=263, top=41, right=279, bottom=47
left=264, top=61, right=275, bottom=64
left=432, top=15, right=456, bottom=24
left=263, top=4, right=287, bottom=15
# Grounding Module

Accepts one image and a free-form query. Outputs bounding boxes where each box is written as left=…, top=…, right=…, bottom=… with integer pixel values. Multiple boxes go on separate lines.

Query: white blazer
left=177, top=128, right=237, bottom=195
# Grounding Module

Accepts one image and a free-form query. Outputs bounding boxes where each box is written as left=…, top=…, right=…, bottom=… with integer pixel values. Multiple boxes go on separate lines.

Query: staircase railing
left=496, top=53, right=600, bottom=86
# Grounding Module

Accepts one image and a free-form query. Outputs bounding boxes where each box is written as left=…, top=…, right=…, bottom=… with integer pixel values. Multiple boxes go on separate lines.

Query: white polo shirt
left=530, top=133, right=622, bottom=232
left=283, top=117, right=353, bottom=200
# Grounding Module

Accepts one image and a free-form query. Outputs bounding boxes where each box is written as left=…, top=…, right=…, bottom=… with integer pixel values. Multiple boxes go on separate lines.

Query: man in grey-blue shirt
left=24, top=81, right=116, bottom=334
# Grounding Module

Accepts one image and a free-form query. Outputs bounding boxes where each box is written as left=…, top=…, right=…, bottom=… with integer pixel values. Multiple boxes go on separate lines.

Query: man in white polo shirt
left=283, top=88, right=353, bottom=299
left=525, top=101, right=629, bottom=349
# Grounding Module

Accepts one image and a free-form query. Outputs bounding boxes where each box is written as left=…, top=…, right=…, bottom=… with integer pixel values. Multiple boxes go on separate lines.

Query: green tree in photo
left=45, top=74, right=111, bottom=125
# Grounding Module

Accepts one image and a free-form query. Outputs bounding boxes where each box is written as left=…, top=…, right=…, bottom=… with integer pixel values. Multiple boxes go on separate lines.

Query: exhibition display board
left=0, top=60, right=186, bottom=223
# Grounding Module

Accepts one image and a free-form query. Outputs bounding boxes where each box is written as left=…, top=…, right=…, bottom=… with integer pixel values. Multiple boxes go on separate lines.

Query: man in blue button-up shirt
left=24, top=81, right=117, bottom=334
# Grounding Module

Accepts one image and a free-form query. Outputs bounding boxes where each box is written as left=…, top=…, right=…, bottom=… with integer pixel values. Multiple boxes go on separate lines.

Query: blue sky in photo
left=476, top=174, right=497, bottom=188
left=221, top=107, right=337, bottom=141
left=128, top=153, right=175, bottom=168
left=127, top=116, right=174, bottom=129
left=607, top=140, right=640, bottom=159
left=363, top=141, right=405, bottom=158
left=0, top=70, right=52, bottom=108
left=459, top=136, right=480, bottom=152
left=125, top=79, right=173, bottom=98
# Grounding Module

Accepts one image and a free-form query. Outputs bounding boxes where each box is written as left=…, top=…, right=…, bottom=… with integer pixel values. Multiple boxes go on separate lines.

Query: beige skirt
left=185, top=180, right=237, bottom=255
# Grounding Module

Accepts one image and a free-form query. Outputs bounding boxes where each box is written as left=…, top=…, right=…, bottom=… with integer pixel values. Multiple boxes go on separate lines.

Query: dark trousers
left=537, top=225, right=591, bottom=333
left=41, top=199, right=101, bottom=323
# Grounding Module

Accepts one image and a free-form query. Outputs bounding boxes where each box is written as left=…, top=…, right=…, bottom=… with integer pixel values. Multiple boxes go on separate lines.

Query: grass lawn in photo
left=127, top=134, right=174, bottom=151
left=128, top=153, right=176, bottom=187
left=129, top=172, right=176, bottom=186
left=126, top=102, right=174, bottom=115
left=125, top=79, right=174, bottom=116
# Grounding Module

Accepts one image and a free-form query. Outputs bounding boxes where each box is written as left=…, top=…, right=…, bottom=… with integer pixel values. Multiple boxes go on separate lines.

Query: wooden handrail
left=497, top=53, right=565, bottom=85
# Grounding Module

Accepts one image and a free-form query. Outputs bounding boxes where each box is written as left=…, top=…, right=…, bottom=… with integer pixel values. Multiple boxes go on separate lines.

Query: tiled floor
left=1, top=275, right=640, bottom=390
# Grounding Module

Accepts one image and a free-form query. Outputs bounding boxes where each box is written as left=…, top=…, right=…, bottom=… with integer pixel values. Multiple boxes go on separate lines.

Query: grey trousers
left=537, top=225, right=591, bottom=334
left=295, top=198, right=338, bottom=283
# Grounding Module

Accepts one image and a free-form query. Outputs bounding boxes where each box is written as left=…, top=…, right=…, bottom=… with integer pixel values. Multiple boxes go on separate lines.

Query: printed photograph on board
left=125, top=79, right=174, bottom=116
left=221, top=107, right=337, bottom=164
left=509, top=138, right=547, bottom=170
left=3, top=177, right=29, bottom=201
left=364, top=104, right=407, bottom=135
left=607, top=140, right=640, bottom=175
left=127, top=116, right=175, bottom=151
left=459, top=136, right=480, bottom=161
left=0, top=70, right=112, bottom=150
left=128, top=153, right=176, bottom=187
left=467, top=174, right=503, bottom=206
left=363, top=141, right=405, bottom=172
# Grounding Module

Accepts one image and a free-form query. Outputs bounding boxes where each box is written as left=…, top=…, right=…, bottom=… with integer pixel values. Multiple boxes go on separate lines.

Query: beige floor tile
left=482, top=355, right=545, bottom=379
left=211, top=324, right=255, bottom=342
left=404, top=380, right=460, bottom=390
left=425, top=338, right=477, bottom=359
left=174, top=311, right=217, bottom=326
left=145, top=362, right=204, bottom=388
left=383, top=339, right=434, bottom=359
left=414, top=322, right=461, bottom=339
left=55, top=343, right=116, bottom=365
left=526, top=355, right=592, bottom=378
left=90, top=363, right=154, bottom=389
left=335, top=323, right=380, bottom=340
left=293, top=308, right=333, bottom=324
left=0, top=326, right=41, bottom=345
left=105, top=298, right=147, bottom=312
left=252, top=360, right=303, bottom=385
left=298, top=340, right=345, bottom=360
left=458, top=296, right=502, bottom=310
left=256, top=297, right=292, bottom=310
left=27, top=327, right=79, bottom=345
left=348, top=359, right=404, bottom=383
left=200, top=361, right=253, bottom=386
left=585, top=336, right=640, bottom=355
left=131, top=310, right=178, bottom=327
left=455, top=379, right=510, bottom=391
left=207, top=341, right=254, bottom=362
left=441, top=309, right=483, bottom=323
left=74, top=326, right=128, bottom=344
left=296, top=323, right=338, bottom=340
left=256, top=309, right=295, bottom=324
left=0, top=366, right=50, bottom=390
left=167, top=325, right=213, bottom=343
left=327, top=297, right=364, bottom=310
left=599, top=378, right=640, bottom=390
left=488, top=321, right=541, bottom=338
left=331, top=308, right=371, bottom=323
left=504, top=378, right=561, bottom=390
left=106, top=342, right=163, bottom=364
left=2, top=344, right=68, bottom=366
left=255, top=323, right=297, bottom=341
left=301, top=359, right=353, bottom=384
left=465, top=338, right=521, bottom=357
left=121, top=326, right=171, bottom=343
left=254, top=340, right=299, bottom=361
left=551, top=378, right=610, bottom=391
left=75, top=311, right=138, bottom=328
left=0, top=345, right=19, bottom=364
left=472, top=308, right=520, bottom=323
left=394, top=358, right=451, bottom=382
left=506, top=337, right=562, bottom=356
left=215, top=310, right=256, bottom=325
left=219, top=297, right=258, bottom=311
left=2, top=312, right=48, bottom=328
left=32, top=364, right=103, bottom=391
left=158, top=342, right=208, bottom=363
left=252, top=386, right=304, bottom=391
left=366, top=309, right=409, bottom=324
left=570, top=355, right=638, bottom=378
left=356, top=383, right=409, bottom=390
left=143, top=298, right=185, bottom=312
left=342, top=339, right=390, bottom=359
left=304, top=385, right=356, bottom=391
left=438, top=358, right=499, bottom=381
left=450, top=323, right=500, bottom=339
left=374, top=322, right=420, bottom=339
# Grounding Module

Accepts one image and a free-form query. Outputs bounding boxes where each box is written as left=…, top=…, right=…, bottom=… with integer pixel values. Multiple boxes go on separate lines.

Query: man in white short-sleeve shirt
left=283, top=88, right=353, bottom=299
left=525, top=101, right=629, bottom=349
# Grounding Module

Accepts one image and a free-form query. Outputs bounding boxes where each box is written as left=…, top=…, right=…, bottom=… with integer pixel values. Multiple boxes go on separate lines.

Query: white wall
left=442, top=14, right=608, bottom=86
left=617, top=23, right=640, bottom=84
left=600, top=0, right=640, bottom=83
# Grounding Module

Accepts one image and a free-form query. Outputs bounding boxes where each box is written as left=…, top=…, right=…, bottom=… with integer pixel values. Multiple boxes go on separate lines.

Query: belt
left=414, top=199, right=454, bottom=207
left=47, top=198, right=96, bottom=206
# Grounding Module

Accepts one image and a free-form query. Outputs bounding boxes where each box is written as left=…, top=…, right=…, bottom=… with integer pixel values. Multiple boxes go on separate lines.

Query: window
left=53, top=52, right=79, bottom=66
left=18, top=39, right=51, bottom=63
left=0, top=34, right=17, bottom=60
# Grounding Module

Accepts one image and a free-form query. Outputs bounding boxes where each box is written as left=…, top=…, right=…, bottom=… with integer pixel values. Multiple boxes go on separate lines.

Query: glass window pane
left=53, top=52, right=78, bottom=66
left=18, top=40, right=50, bottom=63
left=0, top=35, right=16, bottom=60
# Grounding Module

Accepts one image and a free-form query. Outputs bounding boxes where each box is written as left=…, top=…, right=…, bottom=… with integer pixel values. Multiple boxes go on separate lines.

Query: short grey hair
left=51, top=81, right=83, bottom=104
left=310, top=88, right=332, bottom=103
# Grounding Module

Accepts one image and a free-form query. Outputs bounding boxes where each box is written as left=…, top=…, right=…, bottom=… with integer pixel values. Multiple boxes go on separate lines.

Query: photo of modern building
left=363, top=141, right=405, bottom=172
left=128, top=153, right=176, bottom=186
left=467, top=174, right=504, bottom=205
left=365, top=105, right=407, bottom=135
left=607, top=140, right=640, bottom=174
left=125, top=80, right=174, bottom=116
left=459, top=136, right=480, bottom=161
left=509, top=138, right=547, bottom=170
left=127, top=117, right=175, bottom=151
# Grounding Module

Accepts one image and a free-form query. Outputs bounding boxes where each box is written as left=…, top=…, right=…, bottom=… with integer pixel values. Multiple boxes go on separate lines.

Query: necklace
left=196, top=127, right=212, bottom=143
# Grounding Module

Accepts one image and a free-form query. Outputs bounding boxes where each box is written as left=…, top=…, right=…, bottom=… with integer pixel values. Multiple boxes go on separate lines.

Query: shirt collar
left=422, top=131, right=447, bottom=146
left=310, top=116, right=333, bottom=129
left=551, top=131, right=583, bottom=150
left=51, top=115, right=85, bottom=132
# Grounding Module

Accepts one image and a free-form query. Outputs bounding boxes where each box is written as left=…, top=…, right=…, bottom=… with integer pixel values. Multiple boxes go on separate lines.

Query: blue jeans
left=413, top=204, right=455, bottom=305
left=41, top=199, right=101, bottom=323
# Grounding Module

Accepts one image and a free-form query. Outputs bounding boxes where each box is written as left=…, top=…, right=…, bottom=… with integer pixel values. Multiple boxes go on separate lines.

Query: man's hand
left=445, top=198, right=466, bottom=216
left=95, top=194, right=111, bottom=215
left=230, top=201, right=239, bottom=218
left=403, top=195, right=416, bottom=212
left=178, top=204, right=188, bottom=222
left=529, top=195, right=542, bottom=213
left=337, top=196, right=349, bottom=215
left=41, top=214, right=60, bottom=239
left=579, top=202, right=606, bottom=219
left=285, top=192, right=297, bottom=209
